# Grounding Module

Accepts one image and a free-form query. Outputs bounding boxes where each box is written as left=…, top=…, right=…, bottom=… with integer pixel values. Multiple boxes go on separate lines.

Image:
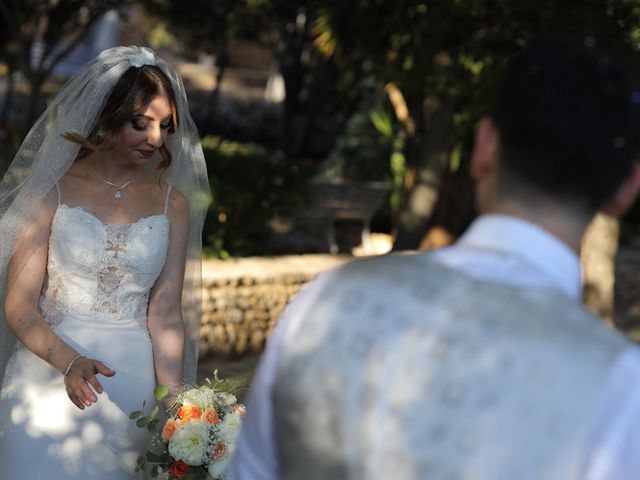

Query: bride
left=0, top=46, right=209, bottom=478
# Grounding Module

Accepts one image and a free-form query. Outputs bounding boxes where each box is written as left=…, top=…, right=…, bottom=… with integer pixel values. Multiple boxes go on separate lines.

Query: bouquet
left=131, top=370, right=247, bottom=479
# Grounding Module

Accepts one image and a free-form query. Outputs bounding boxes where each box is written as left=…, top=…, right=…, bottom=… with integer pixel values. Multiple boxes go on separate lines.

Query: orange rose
left=177, top=405, right=201, bottom=423
left=161, top=418, right=180, bottom=442
left=169, top=460, right=189, bottom=478
left=202, top=407, right=219, bottom=425
left=209, top=442, right=227, bottom=462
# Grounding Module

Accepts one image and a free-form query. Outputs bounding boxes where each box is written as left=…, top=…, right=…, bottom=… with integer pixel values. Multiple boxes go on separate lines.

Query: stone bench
left=297, top=179, right=390, bottom=253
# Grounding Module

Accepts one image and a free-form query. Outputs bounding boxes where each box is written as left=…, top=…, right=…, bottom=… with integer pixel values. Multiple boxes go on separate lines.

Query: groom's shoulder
left=328, top=251, right=473, bottom=295
left=334, top=251, right=437, bottom=279
left=330, top=252, right=632, bottom=348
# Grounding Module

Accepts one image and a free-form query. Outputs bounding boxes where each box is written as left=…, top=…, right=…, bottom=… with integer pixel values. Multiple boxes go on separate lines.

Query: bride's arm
left=4, top=190, right=114, bottom=410
left=147, top=188, right=190, bottom=406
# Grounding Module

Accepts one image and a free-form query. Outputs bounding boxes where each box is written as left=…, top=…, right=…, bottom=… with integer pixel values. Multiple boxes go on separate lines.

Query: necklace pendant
left=115, top=190, right=122, bottom=200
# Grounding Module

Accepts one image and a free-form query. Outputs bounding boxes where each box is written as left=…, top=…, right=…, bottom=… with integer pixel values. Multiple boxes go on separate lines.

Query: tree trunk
left=392, top=95, right=453, bottom=250
left=288, top=57, right=335, bottom=159
left=0, top=62, right=15, bottom=128
left=23, top=74, right=45, bottom=137
left=580, top=213, right=619, bottom=325
left=210, top=35, right=228, bottom=104
left=278, top=22, right=306, bottom=159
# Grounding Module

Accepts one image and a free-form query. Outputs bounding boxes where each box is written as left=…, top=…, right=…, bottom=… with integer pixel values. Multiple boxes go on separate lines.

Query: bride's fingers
left=93, top=360, right=116, bottom=377
left=85, top=359, right=116, bottom=396
left=86, top=371, right=105, bottom=395
left=65, top=383, right=89, bottom=410
left=65, top=370, right=98, bottom=406
left=69, top=395, right=86, bottom=410
left=71, top=378, right=97, bottom=406
left=64, top=358, right=115, bottom=408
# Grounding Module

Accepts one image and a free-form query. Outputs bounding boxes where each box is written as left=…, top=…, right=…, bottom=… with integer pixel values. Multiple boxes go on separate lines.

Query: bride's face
left=113, top=94, right=173, bottom=167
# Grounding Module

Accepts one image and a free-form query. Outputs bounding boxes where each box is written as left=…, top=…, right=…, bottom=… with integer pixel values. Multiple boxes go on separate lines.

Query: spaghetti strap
left=55, top=182, right=61, bottom=205
left=163, top=185, right=173, bottom=215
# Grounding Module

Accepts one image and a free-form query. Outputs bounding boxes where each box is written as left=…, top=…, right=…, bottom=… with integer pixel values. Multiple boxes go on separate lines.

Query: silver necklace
left=87, top=162, right=140, bottom=200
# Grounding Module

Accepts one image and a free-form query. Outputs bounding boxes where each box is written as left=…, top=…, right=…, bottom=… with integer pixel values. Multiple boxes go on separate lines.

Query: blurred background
left=2, top=1, right=640, bottom=374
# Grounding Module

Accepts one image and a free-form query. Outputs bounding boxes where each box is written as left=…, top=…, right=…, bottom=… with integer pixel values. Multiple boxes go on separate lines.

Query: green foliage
left=0, top=0, right=127, bottom=138
left=138, top=0, right=640, bottom=245
left=154, top=385, right=169, bottom=402
left=202, top=368, right=252, bottom=395
left=202, top=136, right=311, bottom=257
left=319, top=79, right=395, bottom=182
left=319, top=0, right=640, bottom=134
left=370, top=109, right=394, bottom=140
left=303, top=0, right=640, bottom=241
left=390, top=149, right=406, bottom=212
left=130, top=394, right=169, bottom=474
left=146, top=22, right=177, bottom=51
left=140, top=0, right=299, bottom=55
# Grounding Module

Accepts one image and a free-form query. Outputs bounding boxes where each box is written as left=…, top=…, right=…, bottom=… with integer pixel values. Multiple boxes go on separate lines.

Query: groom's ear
left=601, top=163, right=640, bottom=218
left=469, top=117, right=501, bottom=213
left=470, top=117, right=499, bottom=182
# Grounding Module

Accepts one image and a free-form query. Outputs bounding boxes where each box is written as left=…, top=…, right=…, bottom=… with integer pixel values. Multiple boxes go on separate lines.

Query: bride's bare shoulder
left=60, top=161, right=88, bottom=181
left=55, top=162, right=91, bottom=194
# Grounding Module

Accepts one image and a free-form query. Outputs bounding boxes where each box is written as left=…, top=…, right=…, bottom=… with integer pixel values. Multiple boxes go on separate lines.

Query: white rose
left=207, top=455, right=231, bottom=480
left=215, top=392, right=237, bottom=407
left=182, top=386, right=216, bottom=407
left=216, top=413, right=242, bottom=448
left=168, top=420, right=210, bottom=466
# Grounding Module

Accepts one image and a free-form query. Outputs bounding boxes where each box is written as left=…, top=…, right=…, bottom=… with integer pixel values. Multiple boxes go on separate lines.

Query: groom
left=229, top=34, right=640, bottom=479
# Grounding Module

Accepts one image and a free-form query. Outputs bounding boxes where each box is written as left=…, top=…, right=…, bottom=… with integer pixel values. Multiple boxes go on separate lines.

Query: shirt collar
left=456, top=214, right=582, bottom=300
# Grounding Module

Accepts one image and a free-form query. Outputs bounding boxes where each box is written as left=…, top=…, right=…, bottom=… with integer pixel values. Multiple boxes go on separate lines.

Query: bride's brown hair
left=63, top=65, right=179, bottom=171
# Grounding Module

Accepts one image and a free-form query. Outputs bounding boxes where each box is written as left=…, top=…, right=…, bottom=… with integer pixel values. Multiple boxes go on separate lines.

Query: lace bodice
left=39, top=204, right=169, bottom=331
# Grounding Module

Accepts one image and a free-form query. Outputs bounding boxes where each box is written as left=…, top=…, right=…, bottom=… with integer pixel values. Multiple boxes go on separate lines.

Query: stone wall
left=198, top=246, right=640, bottom=359
left=199, top=255, right=353, bottom=357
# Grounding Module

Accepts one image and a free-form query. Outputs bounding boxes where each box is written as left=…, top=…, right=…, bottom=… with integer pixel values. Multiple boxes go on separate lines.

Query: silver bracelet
left=63, top=355, right=86, bottom=377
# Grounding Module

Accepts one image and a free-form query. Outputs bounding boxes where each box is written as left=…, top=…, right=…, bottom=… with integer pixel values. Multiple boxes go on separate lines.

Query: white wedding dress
left=0, top=188, right=171, bottom=479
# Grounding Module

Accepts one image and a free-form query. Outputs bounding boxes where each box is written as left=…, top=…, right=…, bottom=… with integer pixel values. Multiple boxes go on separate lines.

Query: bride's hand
left=63, top=357, right=116, bottom=410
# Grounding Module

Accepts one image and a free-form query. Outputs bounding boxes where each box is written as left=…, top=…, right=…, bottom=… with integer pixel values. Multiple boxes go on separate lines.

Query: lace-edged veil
left=0, top=46, right=209, bottom=387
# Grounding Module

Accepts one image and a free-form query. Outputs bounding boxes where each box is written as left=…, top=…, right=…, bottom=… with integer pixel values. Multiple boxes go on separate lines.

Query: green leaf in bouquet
left=154, top=385, right=169, bottom=401
left=135, top=455, right=146, bottom=472
left=150, top=464, right=160, bottom=477
left=146, top=451, right=161, bottom=462
left=147, top=418, right=160, bottom=432
left=136, top=416, right=151, bottom=428
left=149, top=405, right=160, bottom=420
left=129, top=410, right=144, bottom=420
left=201, top=367, right=251, bottom=394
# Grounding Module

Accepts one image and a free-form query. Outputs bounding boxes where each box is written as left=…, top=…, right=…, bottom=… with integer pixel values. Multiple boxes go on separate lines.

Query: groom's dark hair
left=492, top=33, right=640, bottom=212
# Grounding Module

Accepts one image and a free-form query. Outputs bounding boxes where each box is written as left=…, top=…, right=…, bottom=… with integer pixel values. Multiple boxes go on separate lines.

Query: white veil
left=0, top=46, right=209, bottom=386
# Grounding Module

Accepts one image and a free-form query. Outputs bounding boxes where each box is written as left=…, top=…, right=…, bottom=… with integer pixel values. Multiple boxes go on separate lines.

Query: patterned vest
left=272, top=254, right=627, bottom=480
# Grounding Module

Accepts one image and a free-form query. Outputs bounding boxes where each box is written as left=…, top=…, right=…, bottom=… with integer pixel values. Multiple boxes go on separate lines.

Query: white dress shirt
left=229, top=214, right=640, bottom=480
